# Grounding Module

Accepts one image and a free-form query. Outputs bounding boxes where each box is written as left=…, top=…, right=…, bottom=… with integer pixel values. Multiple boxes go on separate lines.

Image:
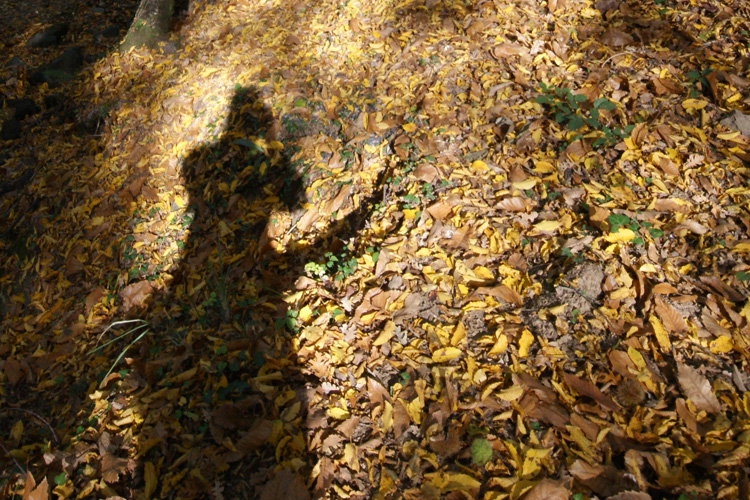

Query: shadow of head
left=170, top=87, right=304, bottom=315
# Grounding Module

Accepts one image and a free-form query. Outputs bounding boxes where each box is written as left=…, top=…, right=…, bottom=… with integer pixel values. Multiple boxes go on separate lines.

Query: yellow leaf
left=364, top=143, right=379, bottom=154
left=298, top=305, right=313, bottom=323
left=682, top=98, right=708, bottom=111
left=731, top=242, right=750, bottom=253
left=521, top=448, right=551, bottom=478
left=90, top=216, right=105, bottom=227
left=10, top=420, right=22, bottom=443
left=474, top=266, right=494, bottom=280
left=497, top=385, right=524, bottom=401
left=710, top=335, right=733, bottom=354
left=373, top=321, right=395, bottom=346
left=471, top=160, right=489, bottom=172
left=327, top=406, right=351, bottom=420
left=432, top=346, right=462, bottom=363
left=402, top=122, right=417, bottom=132
left=489, top=334, right=508, bottom=355
left=627, top=347, right=646, bottom=371
left=518, top=330, right=534, bottom=358
left=381, top=401, right=393, bottom=431
left=533, top=161, right=556, bottom=173
left=534, top=220, right=561, bottom=233
left=403, top=208, right=419, bottom=219
left=144, top=462, right=158, bottom=499
left=406, top=398, right=423, bottom=424
left=649, top=315, right=671, bottom=351
left=512, top=178, right=537, bottom=190
left=604, top=228, right=636, bottom=243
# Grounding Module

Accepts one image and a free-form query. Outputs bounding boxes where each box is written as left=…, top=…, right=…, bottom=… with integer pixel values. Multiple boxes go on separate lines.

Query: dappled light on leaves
left=1, top=0, right=750, bottom=497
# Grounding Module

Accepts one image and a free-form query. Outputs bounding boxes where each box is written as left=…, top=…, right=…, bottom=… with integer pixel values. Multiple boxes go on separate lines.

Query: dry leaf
left=260, top=469, right=310, bottom=500
left=677, top=364, right=721, bottom=414
left=524, top=478, right=569, bottom=499
left=120, top=280, right=154, bottom=312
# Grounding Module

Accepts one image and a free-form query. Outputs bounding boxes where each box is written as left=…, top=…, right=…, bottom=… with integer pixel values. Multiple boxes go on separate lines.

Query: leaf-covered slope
left=1, top=0, right=750, bottom=498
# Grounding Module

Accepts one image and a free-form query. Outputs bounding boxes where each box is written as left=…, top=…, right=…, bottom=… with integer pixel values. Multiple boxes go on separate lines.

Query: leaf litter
left=1, top=0, right=750, bottom=498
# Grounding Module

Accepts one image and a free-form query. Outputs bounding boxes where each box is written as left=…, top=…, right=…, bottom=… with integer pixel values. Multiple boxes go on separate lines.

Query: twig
left=0, top=439, right=24, bottom=475
left=2, top=408, right=58, bottom=444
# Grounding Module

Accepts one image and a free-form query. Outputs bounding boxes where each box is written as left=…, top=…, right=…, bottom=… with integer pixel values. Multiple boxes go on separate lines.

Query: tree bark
left=120, top=0, right=175, bottom=52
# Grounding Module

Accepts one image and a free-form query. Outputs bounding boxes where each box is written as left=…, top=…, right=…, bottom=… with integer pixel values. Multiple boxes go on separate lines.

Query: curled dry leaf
left=120, top=280, right=154, bottom=312
left=496, top=196, right=529, bottom=212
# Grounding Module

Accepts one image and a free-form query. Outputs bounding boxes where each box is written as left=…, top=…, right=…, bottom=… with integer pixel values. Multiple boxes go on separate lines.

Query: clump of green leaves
left=470, top=437, right=493, bottom=466
left=535, top=83, right=634, bottom=148
left=607, top=213, right=663, bottom=245
left=304, top=251, right=358, bottom=281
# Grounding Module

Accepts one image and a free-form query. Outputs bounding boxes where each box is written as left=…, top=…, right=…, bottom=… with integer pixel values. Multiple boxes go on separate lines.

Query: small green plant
left=470, top=437, right=493, bottom=466
left=305, top=251, right=358, bottom=281
left=276, top=309, right=299, bottom=332
left=535, top=83, right=634, bottom=148
left=606, top=213, right=663, bottom=245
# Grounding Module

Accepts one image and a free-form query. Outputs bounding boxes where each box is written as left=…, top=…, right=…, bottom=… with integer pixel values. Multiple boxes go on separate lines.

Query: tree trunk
left=120, top=0, right=175, bottom=52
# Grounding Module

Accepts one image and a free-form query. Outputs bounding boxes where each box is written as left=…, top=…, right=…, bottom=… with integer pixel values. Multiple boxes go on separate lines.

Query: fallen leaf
left=677, top=364, right=721, bottom=414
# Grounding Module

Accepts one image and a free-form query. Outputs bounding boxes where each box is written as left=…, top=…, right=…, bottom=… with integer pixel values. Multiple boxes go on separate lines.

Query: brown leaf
left=4, top=357, right=23, bottom=385
left=699, top=276, right=745, bottom=302
left=25, top=476, right=49, bottom=500
left=606, top=492, right=652, bottom=500
left=101, top=453, right=135, bottom=484
left=496, top=197, right=529, bottom=212
left=651, top=77, right=683, bottom=95
left=260, top=468, right=310, bottom=500
left=429, top=423, right=464, bottom=457
left=601, top=28, right=634, bottom=47
left=652, top=283, right=678, bottom=295
left=85, top=287, right=106, bottom=316
left=677, top=364, right=721, bottom=414
left=224, top=420, right=274, bottom=463
left=569, top=460, right=634, bottom=497
left=563, top=372, right=618, bottom=410
left=476, top=285, right=523, bottom=306
left=415, top=163, right=440, bottom=182
left=654, top=296, right=687, bottom=333
left=524, top=478, right=570, bottom=500
left=426, top=199, right=454, bottom=221
left=120, top=280, right=154, bottom=312
left=490, top=43, right=526, bottom=60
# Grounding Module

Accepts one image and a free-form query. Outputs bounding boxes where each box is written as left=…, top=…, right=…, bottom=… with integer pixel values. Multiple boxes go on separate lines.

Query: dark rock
left=5, top=56, right=25, bottom=68
left=2, top=118, right=21, bottom=140
left=12, top=99, right=40, bottom=120
left=47, top=46, right=84, bottom=73
left=100, top=26, right=121, bottom=38
left=29, top=47, right=84, bottom=88
left=26, top=23, right=69, bottom=48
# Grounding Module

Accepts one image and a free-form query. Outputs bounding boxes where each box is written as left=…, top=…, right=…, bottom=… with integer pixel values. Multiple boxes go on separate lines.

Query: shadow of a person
left=124, top=86, right=317, bottom=496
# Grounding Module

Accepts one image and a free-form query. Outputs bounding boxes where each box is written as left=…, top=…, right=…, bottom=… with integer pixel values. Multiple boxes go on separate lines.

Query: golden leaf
left=518, top=330, right=534, bottom=358
left=432, top=346, right=462, bottom=363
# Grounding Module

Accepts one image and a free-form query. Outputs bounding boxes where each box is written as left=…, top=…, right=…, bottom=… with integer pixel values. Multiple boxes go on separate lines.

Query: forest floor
left=1, top=0, right=750, bottom=498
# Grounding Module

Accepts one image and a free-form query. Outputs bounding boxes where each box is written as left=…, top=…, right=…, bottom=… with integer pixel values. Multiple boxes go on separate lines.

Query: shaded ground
left=1, top=0, right=750, bottom=498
